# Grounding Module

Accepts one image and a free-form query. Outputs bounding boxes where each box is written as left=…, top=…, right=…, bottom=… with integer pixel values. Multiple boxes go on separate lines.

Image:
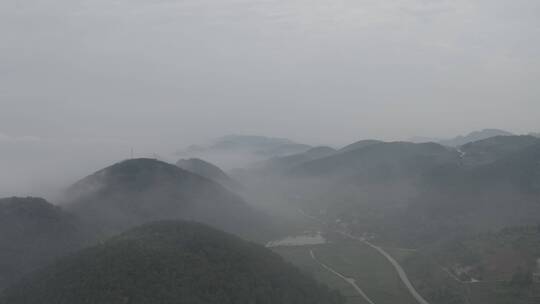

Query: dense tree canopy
left=0, top=221, right=343, bottom=304
left=0, top=197, right=88, bottom=291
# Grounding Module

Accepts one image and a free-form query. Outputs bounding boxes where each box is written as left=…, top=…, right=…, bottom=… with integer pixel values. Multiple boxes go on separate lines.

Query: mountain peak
left=65, top=158, right=271, bottom=239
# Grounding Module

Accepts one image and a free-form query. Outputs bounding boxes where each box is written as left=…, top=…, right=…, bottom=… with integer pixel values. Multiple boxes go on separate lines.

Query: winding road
left=298, top=208, right=431, bottom=304
left=310, top=249, right=376, bottom=304
left=339, top=232, right=430, bottom=304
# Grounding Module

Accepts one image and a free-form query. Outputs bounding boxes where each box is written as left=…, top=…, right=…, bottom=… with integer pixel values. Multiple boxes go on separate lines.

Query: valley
left=3, top=0, right=539, bottom=301
left=2, top=132, right=540, bottom=303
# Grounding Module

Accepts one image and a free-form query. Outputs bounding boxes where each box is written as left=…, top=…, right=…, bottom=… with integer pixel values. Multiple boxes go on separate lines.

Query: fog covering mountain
left=0, top=197, right=90, bottom=291
left=176, top=158, right=240, bottom=191
left=237, top=135, right=540, bottom=246
left=253, top=146, right=337, bottom=175
left=176, top=135, right=312, bottom=170
left=64, top=158, right=275, bottom=240
left=292, top=141, right=459, bottom=180
left=400, top=139, right=540, bottom=243
left=338, top=139, right=383, bottom=153
left=2, top=131, right=540, bottom=303
left=438, top=129, right=514, bottom=147
left=0, top=221, right=343, bottom=304
left=2, top=0, right=539, bottom=300
left=459, top=135, right=539, bottom=166
left=229, top=133, right=540, bottom=303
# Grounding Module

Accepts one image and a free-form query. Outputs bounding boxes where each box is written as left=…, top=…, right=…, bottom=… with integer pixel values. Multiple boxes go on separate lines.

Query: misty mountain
left=0, top=220, right=343, bottom=304
left=426, top=138, right=540, bottom=195
left=289, top=136, right=539, bottom=202
left=252, top=142, right=464, bottom=240
left=470, top=140, right=540, bottom=193
left=0, top=197, right=88, bottom=291
left=408, top=136, right=443, bottom=143
left=64, top=158, right=274, bottom=240
left=182, top=135, right=311, bottom=157
left=254, top=135, right=540, bottom=247
left=176, top=135, right=312, bottom=169
left=459, top=135, right=539, bottom=166
left=398, top=139, right=540, bottom=243
left=256, top=146, right=337, bottom=174
left=176, top=158, right=240, bottom=191
left=439, top=129, right=513, bottom=147
left=285, top=146, right=337, bottom=161
left=292, top=141, right=459, bottom=182
left=338, top=139, right=383, bottom=153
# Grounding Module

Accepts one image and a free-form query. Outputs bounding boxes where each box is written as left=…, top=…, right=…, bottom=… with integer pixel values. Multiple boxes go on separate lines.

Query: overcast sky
left=1, top=0, right=539, bottom=197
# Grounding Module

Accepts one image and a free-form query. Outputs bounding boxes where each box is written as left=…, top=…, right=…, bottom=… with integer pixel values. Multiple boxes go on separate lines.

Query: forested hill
left=0, top=220, right=344, bottom=304
left=0, top=197, right=88, bottom=291
left=65, top=158, right=274, bottom=240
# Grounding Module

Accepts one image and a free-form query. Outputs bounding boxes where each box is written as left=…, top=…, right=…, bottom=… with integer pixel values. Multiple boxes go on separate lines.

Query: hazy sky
left=1, top=0, right=540, bottom=197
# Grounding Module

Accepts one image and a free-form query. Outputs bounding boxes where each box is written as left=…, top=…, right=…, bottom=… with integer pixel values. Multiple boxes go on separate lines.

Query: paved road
left=339, top=232, right=430, bottom=304
left=297, top=208, right=430, bottom=304
left=310, top=249, right=376, bottom=304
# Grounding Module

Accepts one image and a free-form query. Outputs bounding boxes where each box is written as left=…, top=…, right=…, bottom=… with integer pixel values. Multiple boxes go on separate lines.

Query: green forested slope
left=1, top=220, right=343, bottom=304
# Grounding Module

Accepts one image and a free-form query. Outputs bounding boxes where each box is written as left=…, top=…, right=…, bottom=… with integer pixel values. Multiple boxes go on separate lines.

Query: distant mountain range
left=409, top=129, right=515, bottom=147
left=233, top=133, right=540, bottom=303
left=3, top=130, right=540, bottom=303
left=459, top=135, right=539, bottom=166
left=181, top=135, right=311, bottom=157
left=0, top=221, right=343, bottom=304
left=292, top=141, right=458, bottom=181
left=439, top=129, right=514, bottom=146
left=338, top=139, right=383, bottom=153
left=176, top=135, right=312, bottom=169
left=240, top=134, right=540, bottom=246
left=255, top=146, right=337, bottom=174
left=409, top=136, right=443, bottom=143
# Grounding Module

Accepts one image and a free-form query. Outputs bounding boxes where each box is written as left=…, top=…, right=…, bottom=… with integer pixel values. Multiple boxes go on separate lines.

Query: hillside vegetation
left=0, top=221, right=344, bottom=304
left=65, top=158, right=274, bottom=240
left=0, top=197, right=89, bottom=291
